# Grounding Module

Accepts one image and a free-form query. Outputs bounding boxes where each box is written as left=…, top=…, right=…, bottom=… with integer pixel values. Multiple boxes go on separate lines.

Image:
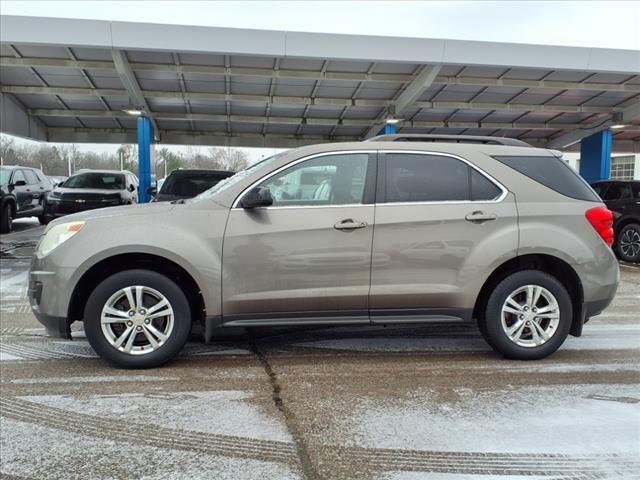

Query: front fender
left=37, top=202, right=228, bottom=318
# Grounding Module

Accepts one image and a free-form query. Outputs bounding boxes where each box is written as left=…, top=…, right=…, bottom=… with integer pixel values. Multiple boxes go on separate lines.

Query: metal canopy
left=1, top=15, right=639, bottom=152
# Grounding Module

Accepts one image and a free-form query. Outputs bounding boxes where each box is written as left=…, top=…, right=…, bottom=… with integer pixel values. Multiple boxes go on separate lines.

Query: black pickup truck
left=0, top=165, right=52, bottom=233
left=591, top=180, right=640, bottom=263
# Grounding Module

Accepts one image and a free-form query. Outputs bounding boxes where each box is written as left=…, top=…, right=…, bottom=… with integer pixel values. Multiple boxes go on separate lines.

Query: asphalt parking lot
left=1, top=219, right=639, bottom=480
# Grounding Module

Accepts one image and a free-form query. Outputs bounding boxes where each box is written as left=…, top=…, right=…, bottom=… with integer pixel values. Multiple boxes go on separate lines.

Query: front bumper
left=29, top=248, right=78, bottom=338
left=29, top=279, right=71, bottom=339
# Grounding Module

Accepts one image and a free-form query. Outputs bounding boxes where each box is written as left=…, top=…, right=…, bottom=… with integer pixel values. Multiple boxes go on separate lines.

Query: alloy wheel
left=100, top=285, right=174, bottom=355
left=620, top=228, right=640, bottom=259
left=500, top=285, right=560, bottom=348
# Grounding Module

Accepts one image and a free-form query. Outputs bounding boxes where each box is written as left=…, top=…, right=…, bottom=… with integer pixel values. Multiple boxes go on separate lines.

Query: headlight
left=36, top=221, right=85, bottom=258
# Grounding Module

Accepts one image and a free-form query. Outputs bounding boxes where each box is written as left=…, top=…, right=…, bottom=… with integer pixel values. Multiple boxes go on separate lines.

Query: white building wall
left=560, top=152, right=639, bottom=180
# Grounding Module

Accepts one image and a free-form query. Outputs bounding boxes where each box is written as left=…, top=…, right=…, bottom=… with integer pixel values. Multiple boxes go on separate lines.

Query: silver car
left=29, top=135, right=619, bottom=368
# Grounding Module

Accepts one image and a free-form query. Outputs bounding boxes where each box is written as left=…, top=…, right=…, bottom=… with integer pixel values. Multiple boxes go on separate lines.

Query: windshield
left=192, top=151, right=288, bottom=202
left=160, top=172, right=232, bottom=197
left=63, top=172, right=126, bottom=190
left=0, top=167, right=10, bottom=186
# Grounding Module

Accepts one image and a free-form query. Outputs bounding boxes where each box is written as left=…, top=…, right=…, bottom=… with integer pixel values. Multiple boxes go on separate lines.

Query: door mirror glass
left=128, top=184, right=136, bottom=192
left=241, top=186, right=273, bottom=209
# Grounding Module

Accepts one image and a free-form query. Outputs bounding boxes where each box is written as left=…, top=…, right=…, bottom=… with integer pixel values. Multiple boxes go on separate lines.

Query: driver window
left=259, top=153, right=369, bottom=207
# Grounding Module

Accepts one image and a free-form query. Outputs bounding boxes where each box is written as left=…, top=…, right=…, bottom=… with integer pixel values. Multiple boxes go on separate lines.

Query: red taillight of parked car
left=585, top=206, right=614, bottom=247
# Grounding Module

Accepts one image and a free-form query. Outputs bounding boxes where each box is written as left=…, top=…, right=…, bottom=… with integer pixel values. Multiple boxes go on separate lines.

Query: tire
left=616, top=223, right=640, bottom=263
left=38, top=214, right=51, bottom=225
left=0, top=202, right=13, bottom=234
left=84, top=269, right=192, bottom=368
left=478, top=270, right=572, bottom=360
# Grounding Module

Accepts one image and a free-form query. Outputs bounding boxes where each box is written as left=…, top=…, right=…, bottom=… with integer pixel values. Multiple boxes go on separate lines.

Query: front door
left=222, top=152, right=376, bottom=325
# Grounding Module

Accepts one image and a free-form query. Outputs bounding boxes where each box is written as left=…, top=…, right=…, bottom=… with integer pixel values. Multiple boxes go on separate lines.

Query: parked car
left=591, top=180, right=640, bottom=263
left=149, top=169, right=234, bottom=202
left=0, top=165, right=52, bottom=233
left=47, top=175, right=68, bottom=188
left=43, top=170, right=139, bottom=222
left=29, top=135, right=619, bottom=368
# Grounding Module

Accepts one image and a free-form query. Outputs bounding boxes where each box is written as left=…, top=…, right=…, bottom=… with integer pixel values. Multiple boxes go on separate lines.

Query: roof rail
left=365, top=134, right=531, bottom=147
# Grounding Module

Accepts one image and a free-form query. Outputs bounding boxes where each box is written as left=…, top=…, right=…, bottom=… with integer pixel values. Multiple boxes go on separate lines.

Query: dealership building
left=1, top=15, right=639, bottom=195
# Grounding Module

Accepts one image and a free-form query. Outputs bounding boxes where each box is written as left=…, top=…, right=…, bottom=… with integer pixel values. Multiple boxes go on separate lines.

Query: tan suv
left=29, top=135, right=619, bottom=368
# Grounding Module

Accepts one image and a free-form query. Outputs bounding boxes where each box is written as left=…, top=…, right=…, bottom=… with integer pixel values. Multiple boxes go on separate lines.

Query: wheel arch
left=614, top=215, right=640, bottom=235
left=473, top=254, right=584, bottom=336
left=68, top=252, right=206, bottom=328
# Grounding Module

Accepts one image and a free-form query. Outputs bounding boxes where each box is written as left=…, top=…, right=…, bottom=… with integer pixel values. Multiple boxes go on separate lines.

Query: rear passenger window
left=385, top=153, right=470, bottom=202
left=603, top=183, right=632, bottom=201
left=471, top=169, right=502, bottom=201
left=493, top=155, right=600, bottom=202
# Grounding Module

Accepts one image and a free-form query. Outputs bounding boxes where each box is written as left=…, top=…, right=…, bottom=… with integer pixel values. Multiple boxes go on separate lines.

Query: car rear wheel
left=0, top=203, right=13, bottom=233
left=479, top=270, right=572, bottom=360
left=616, top=223, right=640, bottom=263
left=84, top=269, right=191, bottom=368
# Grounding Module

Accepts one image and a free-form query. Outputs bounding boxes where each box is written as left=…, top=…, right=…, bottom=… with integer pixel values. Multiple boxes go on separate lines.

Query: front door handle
left=465, top=211, right=497, bottom=223
left=334, top=219, right=368, bottom=231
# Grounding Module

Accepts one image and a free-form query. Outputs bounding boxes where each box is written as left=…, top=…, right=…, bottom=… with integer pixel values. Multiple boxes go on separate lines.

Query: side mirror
left=240, top=186, right=273, bottom=209
left=128, top=184, right=136, bottom=192
left=12, top=180, right=27, bottom=187
left=146, top=186, right=157, bottom=196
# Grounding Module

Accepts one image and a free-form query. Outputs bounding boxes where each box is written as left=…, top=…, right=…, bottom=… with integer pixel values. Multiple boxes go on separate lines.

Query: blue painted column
left=137, top=116, right=154, bottom=203
left=382, top=123, right=397, bottom=135
left=579, top=129, right=612, bottom=183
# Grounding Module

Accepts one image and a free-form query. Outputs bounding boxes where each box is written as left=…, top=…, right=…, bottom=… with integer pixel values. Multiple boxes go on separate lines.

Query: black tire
left=615, top=223, right=640, bottom=263
left=84, top=269, right=191, bottom=368
left=0, top=202, right=13, bottom=234
left=38, top=214, right=51, bottom=225
left=478, top=270, right=572, bottom=360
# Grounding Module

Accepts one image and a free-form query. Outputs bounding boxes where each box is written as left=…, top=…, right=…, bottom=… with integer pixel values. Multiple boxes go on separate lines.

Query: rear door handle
left=334, top=219, right=368, bottom=231
left=465, top=211, right=497, bottom=223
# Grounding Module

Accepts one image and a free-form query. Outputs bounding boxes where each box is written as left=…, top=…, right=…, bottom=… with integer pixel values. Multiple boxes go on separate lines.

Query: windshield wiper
left=170, top=198, right=186, bottom=204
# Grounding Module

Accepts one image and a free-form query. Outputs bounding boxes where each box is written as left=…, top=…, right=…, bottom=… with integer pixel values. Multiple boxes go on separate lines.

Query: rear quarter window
left=493, top=155, right=601, bottom=202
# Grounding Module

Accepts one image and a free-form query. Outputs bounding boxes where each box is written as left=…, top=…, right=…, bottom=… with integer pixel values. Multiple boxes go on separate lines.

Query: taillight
left=585, top=207, right=614, bottom=247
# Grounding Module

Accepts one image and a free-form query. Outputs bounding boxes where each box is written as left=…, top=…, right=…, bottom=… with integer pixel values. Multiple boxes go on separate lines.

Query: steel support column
left=382, top=123, right=397, bottom=135
left=579, top=129, right=612, bottom=183
left=137, top=116, right=154, bottom=203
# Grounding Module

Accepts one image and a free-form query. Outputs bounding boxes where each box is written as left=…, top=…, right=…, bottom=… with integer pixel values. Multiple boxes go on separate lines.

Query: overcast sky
left=1, top=1, right=639, bottom=159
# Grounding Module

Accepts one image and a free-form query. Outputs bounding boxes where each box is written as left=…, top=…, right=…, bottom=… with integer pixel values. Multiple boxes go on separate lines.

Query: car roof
left=0, top=165, right=36, bottom=170
left=592, top=179, right=640, bottom=184
left=72, top=169, right=129, bottom=175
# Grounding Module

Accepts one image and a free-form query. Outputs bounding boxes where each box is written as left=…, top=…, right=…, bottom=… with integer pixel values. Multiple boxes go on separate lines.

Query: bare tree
left=207, top=147, right=249, bottom=171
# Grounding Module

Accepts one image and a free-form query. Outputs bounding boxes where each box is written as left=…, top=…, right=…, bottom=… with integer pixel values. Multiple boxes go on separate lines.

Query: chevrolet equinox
left=29, top=135, right=619, bottom=368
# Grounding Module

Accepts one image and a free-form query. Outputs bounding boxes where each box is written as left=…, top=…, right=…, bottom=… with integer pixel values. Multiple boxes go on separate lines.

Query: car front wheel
left=479, top=270, right=572, bottom=360
left=84, top=269, right=191, bottom=368
left=616, top=223, right=640, bottom=263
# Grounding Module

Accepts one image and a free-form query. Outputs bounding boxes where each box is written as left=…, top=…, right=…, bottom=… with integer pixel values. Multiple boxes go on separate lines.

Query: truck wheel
left=616, top=223, right=640, bottom=263
left=84, top=269, right=191, bottom=368
left=0, top=203, right=13, bottom=233
left=478, top=270, right=572, bottom=360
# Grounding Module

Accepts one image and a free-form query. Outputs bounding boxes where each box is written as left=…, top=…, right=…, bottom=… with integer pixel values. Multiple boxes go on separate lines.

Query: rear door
left=222, top=151, right=376, bottom=325
left=370, top=151, right=518, bottom=322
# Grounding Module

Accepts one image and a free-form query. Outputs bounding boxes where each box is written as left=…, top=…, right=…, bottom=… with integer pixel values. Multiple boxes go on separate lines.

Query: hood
left=48, top=201, right=176, bottom=226
left=53, top=187, right=124, bottom=196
